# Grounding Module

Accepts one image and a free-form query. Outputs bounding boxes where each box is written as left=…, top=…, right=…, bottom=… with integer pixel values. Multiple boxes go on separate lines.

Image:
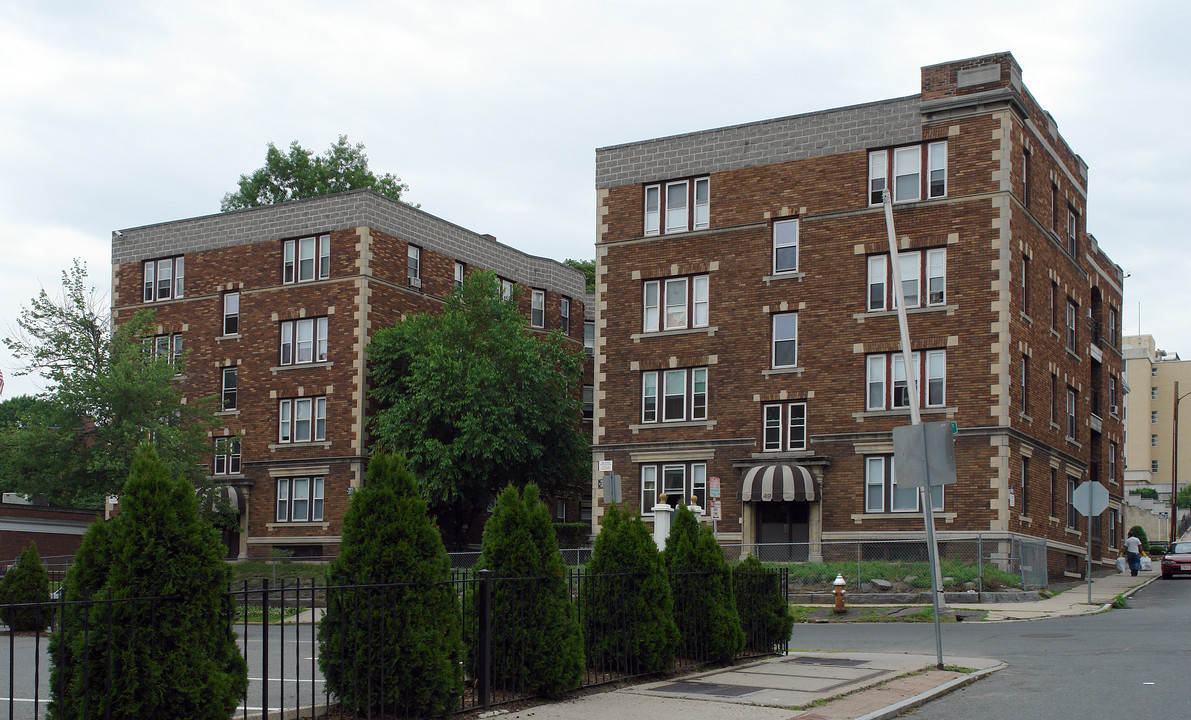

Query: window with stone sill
left=143, top=256, right=184, bottom=302
left=278, top=397, right=326, bottom=444
left=276, top=476, right=324, bottom=523
left=640, top=462, right=706, bottom=515
left=868, top=141, right=947, bottom=205
left=644, top=177, right=709, bottom=236
left=641, top=367, right=707, bottom=423
left=283, top=234, right=330, bottom=284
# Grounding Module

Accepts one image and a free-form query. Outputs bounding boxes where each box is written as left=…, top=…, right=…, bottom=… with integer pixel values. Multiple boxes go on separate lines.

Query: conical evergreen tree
left=662, top=503, right=744, bottom=662
left=319, top=453, right=463, bottom=716
left=48, top=443, right=247, bottom=720
left=733, top=555, right=794, bottom=653
left=0, top=541, right=50, bottom=630
left=476, top=484, right=584, bottom=698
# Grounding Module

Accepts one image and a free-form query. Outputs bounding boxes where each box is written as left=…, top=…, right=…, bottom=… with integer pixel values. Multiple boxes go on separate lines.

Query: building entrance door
left=756, top=502, right=809, bottom=562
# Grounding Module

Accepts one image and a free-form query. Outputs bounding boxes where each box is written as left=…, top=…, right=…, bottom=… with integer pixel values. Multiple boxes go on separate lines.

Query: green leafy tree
left=1177, top=484, right=1191, bottom=509
left=563, top=259, right=595, bottom=293
left=48, top=444, right=247, bottom=720
left=0, top=396, right=68, bottom=497
left=475, top=484, right=584, bottom=698
left=1130, top=525, right=1150, bottom=552
left=368, top=270, right=588, bottom=547
left=2, top=261, right=218, bottom=506
left=732, top=556, right=794, bottom=653
left=662, top=504, right=744, bottom=662
left=319, top=453, right=462, bottom=716
left=0, top=542, right=51, bottom=631
left=582, top=503, right=677, bottom=673
left=221, top=135, right=411, bottom=211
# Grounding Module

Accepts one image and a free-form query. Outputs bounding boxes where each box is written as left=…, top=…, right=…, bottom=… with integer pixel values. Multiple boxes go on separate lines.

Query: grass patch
left=228, top=560, right=330, bottom=587
left=941, top=665, right=976, bottom=673
left=235, top=605, right=306, bottom=623
left=774, top=558, right=1022, bottom=591
left=1112, top=594, right=1128, bottom=609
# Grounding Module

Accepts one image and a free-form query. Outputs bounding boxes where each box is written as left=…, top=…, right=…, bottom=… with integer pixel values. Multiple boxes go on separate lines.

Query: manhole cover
left=785, top=656, right=868, bottom=667
left=653, top=681, right=756, bottom=697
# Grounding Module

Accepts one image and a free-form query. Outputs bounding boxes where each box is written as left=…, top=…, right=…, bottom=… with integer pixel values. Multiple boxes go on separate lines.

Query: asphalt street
left=793, top=577, right=1191, bottom=719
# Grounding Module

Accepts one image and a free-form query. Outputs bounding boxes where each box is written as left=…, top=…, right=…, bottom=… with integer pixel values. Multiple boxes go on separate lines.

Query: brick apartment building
left=110, top=190, right=587, bottom=558
left=591, top=52, right=1125, bottom=578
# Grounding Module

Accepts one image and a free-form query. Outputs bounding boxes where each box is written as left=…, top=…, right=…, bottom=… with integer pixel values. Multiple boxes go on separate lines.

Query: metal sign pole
left=883, top=189, right=946, bottom=670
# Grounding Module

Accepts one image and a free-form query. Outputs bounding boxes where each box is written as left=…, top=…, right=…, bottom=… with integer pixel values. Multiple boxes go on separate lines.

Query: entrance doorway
left=756, top=502, right=809, bottom=562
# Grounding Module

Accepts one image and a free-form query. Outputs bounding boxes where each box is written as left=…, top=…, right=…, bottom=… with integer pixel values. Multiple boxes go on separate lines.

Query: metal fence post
left=856, top=540, right=862, bottom=591
left=977, top=533, right=983, bottom=596
left=478, top=569, right=492, bottom=712
left=261, top=579, right=269, bottom=720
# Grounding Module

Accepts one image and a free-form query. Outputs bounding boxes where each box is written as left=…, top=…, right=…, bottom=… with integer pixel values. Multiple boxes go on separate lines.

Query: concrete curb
left=853, top=662, right=1007, bottom=720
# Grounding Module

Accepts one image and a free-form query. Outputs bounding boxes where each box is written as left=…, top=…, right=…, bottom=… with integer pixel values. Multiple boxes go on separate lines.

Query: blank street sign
left=892, top=421, right=957, bottom=488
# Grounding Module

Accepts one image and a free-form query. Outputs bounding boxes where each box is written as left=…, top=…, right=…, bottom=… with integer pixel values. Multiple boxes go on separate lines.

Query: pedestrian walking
left=1124, top=530, right=1143, bottom=577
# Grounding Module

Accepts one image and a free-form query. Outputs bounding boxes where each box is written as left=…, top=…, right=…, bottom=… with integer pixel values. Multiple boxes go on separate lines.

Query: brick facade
left=111, top=190, right=587, bottom=558
left=593, top=53, right=1125, bottom=580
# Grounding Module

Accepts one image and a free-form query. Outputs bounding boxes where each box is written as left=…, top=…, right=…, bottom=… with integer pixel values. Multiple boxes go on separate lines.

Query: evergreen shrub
left=474, top=484, right=584, bottom=698
left=582, top=503, right=677, bottom=673
left=662, top=504, right=743, bottom=662
left=0, top=542, right=50, bottom=631
left=732, top=556, right=794, bottom=653
left=49, top=444, right=247, bottom=720
left=1130, top=525, right=1150, bottom=552
left=552, top=522, right=590, bottom=550
left=319, top=453, right=462, bottom=717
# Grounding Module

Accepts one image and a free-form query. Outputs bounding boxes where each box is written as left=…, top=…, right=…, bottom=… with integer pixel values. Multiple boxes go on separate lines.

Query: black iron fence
left=0, top=566, right=789, bottom=720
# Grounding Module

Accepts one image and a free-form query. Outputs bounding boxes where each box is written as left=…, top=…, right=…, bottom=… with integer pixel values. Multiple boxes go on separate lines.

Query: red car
left=1160, top=542, right=1191, bottom=579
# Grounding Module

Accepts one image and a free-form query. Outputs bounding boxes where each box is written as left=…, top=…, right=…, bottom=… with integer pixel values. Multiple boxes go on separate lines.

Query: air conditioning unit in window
left=408, top=276, right=422, bottom=289
left=1110, top=404, right=1119, bottom=415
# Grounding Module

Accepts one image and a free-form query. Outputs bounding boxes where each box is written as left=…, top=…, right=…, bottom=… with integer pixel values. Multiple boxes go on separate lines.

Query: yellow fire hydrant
left=833, top=573, right=847, bottom=614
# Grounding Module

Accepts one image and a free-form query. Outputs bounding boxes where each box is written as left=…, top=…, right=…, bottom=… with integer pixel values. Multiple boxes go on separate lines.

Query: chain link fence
left=720, top=534, right=1048, bottom=592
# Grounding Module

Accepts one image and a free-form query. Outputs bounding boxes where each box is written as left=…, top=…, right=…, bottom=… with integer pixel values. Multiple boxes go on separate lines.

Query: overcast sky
left=2, top=0, right=1188, bottom=399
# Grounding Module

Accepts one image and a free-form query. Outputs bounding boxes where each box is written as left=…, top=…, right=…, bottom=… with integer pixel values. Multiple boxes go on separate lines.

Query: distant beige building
left=1122, top=334, right=1191, bottom=541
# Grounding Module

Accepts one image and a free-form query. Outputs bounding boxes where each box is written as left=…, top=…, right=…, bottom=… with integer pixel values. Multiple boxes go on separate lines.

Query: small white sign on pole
left=710, top=498, right=722, bottom=521
left=710, top=476, right=721, bottom=498
left=598, top=460, right=613, bottom=473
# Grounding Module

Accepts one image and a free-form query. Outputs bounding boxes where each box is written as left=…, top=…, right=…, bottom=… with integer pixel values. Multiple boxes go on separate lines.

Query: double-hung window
left=223, top=292, right=239, bottom=336
left=1066, top=478, right=1077, bottom=528
left=642, top=275, right=709, bottom=332
left=500, top=278, right=514, bottom=300
left=763, top=401, right=807, bottom=452
left=1021, top=354, right=1030, bottom=413
left=644, top=177, right=710, bottom=235
left=641, top=368, right=707, bottom=423
left=454, top=261, right=465, bottom=288
left=867, top=249, right=946, bottom=311
left=582, top=385, right=594, bottom=420
left=276, top=477, right=324, bottom=522
left=584, top=320, right=595, bottom=352
left=145, top=333, right=184, bottom=368
left=1067, top=208, right=1078, bottom=256
left=408, top=245, right=421, bottom=287
left=280, top=317, right=328, bottom=365
left=213, top=437, right=241, bottom=475
left=771, top=313, right=798, bottom=368
left=865, top=455, right=942, bottom=513
left=1021, top=255, right=1030, bottom=316
left=221, top=367, right=237, bottom=411
left=283, top=234, right=330, bottom=284
left=867, top=256, right=887, bottom=311
left=531, top=289, right=545, bottom=328
left=868, top=141, right=947, bottom=205
left=640, top=462, right=706, bottom=514
left=143, top=256, right=184, bottom=302
left=278, top=397, right=327, bottom=443
left=773, top=219, right=799, bottom=273
left=1066, top=387, right=1076, bottom=441
left=560, top=298, right=570, bottom=334
left=865, top=351, right=946, bottom=410
left=1066, top=301, right=1077, bottom=352
left=1020, top=457, right=1030, bottom=512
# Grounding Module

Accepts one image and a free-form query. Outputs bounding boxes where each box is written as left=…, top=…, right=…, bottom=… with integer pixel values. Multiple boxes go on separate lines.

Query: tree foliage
left=319, top=453, right=462, bottom=716
left=563, top=259, right=595, bottom=293
left=582, top=503, right=677, bottom=673
left=662, top=504, right=744, bottom=662
left=368, top=270, right=588, bottom=547
left=49, top=444, right=247, bottom=720
left=1177, top=483, right=1191, bottom=510
left=2, top=261, right=217, bottom=506
left=0, top=542, right=51, bottom=631
left=1130, top=525, right=1150, bottom=552
left=474, top=484, right=584, bottom=698
left=732, top=556, right=794, bottom=653
left=220, top=135, right=411, bottom=211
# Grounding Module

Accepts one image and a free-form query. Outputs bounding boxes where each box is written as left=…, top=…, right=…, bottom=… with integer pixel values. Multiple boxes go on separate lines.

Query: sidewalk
left=486, top=568, right=1159, bottom=720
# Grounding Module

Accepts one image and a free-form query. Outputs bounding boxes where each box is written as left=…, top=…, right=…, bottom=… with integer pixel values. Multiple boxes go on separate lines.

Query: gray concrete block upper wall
left=595, top=96, right=922, bottom=189
left=111, top=190, right=587, bottom=299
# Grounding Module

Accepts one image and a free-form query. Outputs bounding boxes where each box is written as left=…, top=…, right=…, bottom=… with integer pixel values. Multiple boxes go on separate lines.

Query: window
left=1021, top=255, right=1030, bottom=315
left=454, top=261, right=465, bottom=288
left=145, top=333, right=184, bottom=367
left=1050, top=468, right=1059, bottom=519
left=143, top=256, right=184, bottom=302
left=1109, top=376, right=1117, bottom=411
left=1050, top=282, right=1058, bottom=331
left=223, top=292, right=239, bottom=336
left=1152, top=367, right=1159, bottom=378
left=213, top=437, right=241, bottom=475
left=1152, top=410, right=1159, bottom=424
left=280, top=317, right=328, bottom=365
left=283, top=235, right=330, bottom=284
left=1066, top=301, right=1077, bottom=352
left=763, top=401, right=807, bottom=452
left=868, top=142, right=947, bottom=205
left=1066, top=387, right=1076, bottom=441
left=1110, top=442, right=1117, bottom=481
left=1108, top=307, right=1117, bottom=344
left=408, top=245, right=421, bottom=287
left=773, top=219, right=799, bottom=273
left=1152, top=387, right=1159, bottom=401
left=1021, top=354, right=1030, bottom=414
left=500, top=278, right=514, bottom=300
left=1152, top=434, right=1159, bottom=448
left=584, top=320, right=595, bottom=352
left=1051, top=183, right=1060, bottom=234
left=221, top=367, right=237, bottom=411
left=1067, top=208, right=1078, bottom=256
left=1152, top=460, right=1159, bottom=473
left=276, top=477, right=324, bottom=522
left=1022, top=147, right=1032, bottom=208
left=644, top=177, right=710, bottom=235
left=865, top=351, right=945, bottom=410
left=865, top=455, right=942, bottom=513
left=531, top=289, right=545, bottom=328
left=1066, top=477, right=1077, bottom=528
left=642, top=275, right=709, bottom=332
left=561, top=298, right=570, bottom=334
left=771, top=313, right=798, bottom=368
left=867, top=249, right=946, bottom=311
left=1050, top=372, right=1058, bottom=424
left=582, top=385, right=594, bottom=421
left=641, top=368, right=707, bottom=423
left=1020, top=457, right=1029, bottom=513
left=278, top=397, right=327, bottom=444
left=641, top=463, right=706, bottom=513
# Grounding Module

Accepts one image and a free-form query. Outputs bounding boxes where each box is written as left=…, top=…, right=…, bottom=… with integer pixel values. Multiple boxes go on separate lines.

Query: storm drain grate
left=784, top=656, right=868, bottom=668
left=653, top=681, right=757, bottom=697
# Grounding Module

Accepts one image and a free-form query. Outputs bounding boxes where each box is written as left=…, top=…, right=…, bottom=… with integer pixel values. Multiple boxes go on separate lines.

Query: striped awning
left=741, top=464, right=819, bottom=502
